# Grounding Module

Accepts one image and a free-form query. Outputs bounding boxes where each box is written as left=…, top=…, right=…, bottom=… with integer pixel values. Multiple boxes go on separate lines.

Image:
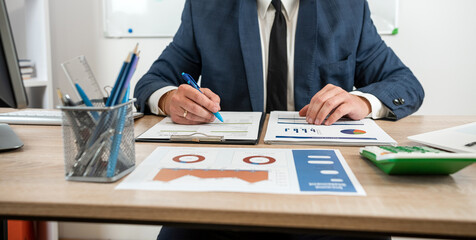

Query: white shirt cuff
left=350, top=91, right=393, bottom=119
left=147, top=86, right=178, bottom=115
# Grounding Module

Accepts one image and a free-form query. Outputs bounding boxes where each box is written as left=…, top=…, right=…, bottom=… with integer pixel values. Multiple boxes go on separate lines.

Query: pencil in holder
left=59, top=99, right=136, bottom=182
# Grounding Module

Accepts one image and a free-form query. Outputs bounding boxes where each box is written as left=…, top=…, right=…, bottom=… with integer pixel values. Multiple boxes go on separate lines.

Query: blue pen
left=107, top=44, right=139, bottom=107
left=75, top=83, right=99, bottom=120
left=106, top=60, right=127, bottom=107
left=108, top=53, right=134, bottom=106
left=106, top=87, right=130, bottom=178
left=117, top=54, right=139, bottom=104
left=181, top=72, right=224, bottom=122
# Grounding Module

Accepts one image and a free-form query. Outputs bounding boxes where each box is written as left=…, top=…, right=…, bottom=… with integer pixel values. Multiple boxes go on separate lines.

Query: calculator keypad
left=380, top=146, right=442, bottom=154
left=360, top=146, right=450, bottom=161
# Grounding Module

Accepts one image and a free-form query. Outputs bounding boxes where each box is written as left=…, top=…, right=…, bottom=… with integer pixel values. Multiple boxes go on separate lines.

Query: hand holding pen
left=161, top=73, right=223, bottom=125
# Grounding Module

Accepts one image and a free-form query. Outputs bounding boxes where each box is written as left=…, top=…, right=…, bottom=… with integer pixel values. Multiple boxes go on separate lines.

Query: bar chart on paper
left=116, top=147, right=365, bottom=195
left=264, top=111, right=396, bottom=146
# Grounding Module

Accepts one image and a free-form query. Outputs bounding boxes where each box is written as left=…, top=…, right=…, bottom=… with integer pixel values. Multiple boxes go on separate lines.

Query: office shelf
left=23, top=78, right=48, bottom=88
left=6, top=0, right=53, bottom=109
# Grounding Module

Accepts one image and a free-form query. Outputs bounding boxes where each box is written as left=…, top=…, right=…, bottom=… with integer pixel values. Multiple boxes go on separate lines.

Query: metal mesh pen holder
left=59, top=99, right=136, bottom=182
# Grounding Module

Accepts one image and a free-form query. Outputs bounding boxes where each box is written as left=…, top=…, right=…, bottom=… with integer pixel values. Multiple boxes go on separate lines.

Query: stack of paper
left=19, top=59, right=35, bottom=80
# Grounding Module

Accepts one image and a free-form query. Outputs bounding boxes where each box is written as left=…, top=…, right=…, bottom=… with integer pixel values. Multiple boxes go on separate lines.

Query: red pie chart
left=173, top=154, right=205, bottom=163
left=243, top=156, right=276, bottom=165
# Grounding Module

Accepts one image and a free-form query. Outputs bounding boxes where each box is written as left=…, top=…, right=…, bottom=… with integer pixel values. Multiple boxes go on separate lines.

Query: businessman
left=134, top=0, right=424, bottom=240
left=134, top=0, right=423, bottom=238
left=134, top=0, right=424, bottom=126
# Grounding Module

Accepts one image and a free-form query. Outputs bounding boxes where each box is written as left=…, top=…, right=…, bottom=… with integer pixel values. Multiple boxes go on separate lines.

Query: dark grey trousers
left=157, top=226, right=391, bottom=240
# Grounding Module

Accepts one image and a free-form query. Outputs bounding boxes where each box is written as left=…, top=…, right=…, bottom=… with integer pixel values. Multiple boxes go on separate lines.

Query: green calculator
left=360, top=146, right=476, bottom=175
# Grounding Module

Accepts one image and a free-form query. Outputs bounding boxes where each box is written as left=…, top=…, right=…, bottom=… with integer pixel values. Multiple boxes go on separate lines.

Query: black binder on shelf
left=135, top=112, right=265, bottom=145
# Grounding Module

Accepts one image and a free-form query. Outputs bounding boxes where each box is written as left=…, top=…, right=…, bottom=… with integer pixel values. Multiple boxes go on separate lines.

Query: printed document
left=408, top=121, right=476, bottom=153
left=264, top=111, right=396, bottom=146
left=116, top=146, right=365, bottom=196
left=137, top=112, right=262, bottom=142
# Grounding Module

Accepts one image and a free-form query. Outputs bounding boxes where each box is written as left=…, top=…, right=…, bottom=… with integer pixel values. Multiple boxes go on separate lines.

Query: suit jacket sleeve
left=133, top=0, right=201, bottom=113
left=353, top=1, right=424, bottom=120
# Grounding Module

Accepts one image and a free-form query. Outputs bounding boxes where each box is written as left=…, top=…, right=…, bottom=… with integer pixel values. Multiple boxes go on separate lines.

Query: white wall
left=48, top=0, right=476, bottom=239
left=381, top=0, right=476, bottom=115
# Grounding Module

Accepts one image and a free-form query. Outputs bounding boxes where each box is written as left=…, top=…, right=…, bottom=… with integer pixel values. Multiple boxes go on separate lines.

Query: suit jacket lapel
left=239, top=0, right=264, bottom=112
left=294, top=0, right=318, bottom=110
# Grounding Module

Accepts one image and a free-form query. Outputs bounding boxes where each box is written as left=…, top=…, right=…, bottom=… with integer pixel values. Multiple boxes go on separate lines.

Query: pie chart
left=173, top=154, right=205, bottom=163
left=341, top=129, right=366, bottom=135
left=243, top=156, right=276, bottom=165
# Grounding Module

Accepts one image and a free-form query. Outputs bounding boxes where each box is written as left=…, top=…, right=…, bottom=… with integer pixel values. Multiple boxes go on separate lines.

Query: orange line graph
left=153, top=168, right=268, bottom=183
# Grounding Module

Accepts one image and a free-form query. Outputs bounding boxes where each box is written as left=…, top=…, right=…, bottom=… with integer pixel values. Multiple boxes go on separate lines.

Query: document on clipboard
left=136, top=112, right=264, bottom=144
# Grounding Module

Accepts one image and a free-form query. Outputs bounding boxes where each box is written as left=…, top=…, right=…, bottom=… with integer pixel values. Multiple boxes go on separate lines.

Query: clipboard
left=136, top=112, right=265, bottom=145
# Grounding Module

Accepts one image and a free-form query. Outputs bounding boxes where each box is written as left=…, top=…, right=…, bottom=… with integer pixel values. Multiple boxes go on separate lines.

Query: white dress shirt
left=149, top=0, right=392, bottom=119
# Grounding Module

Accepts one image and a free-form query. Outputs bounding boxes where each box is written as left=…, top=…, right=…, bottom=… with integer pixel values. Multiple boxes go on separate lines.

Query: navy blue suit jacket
left=134, top=0, right=424, bottom=120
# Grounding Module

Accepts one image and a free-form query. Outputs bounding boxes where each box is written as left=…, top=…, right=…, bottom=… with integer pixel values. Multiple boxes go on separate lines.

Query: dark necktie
left=266, top=0, right=287, bottom=113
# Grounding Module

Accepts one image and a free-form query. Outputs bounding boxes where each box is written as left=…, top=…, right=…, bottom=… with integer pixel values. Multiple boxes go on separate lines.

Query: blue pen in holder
left=59, top=99, right=136, bottom=182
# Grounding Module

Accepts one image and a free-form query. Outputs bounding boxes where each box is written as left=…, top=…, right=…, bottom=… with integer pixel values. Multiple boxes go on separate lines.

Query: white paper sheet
left=264, top=111, right=396, bottom=146
left=137, top=112, right=262, bottom=141
left=408, top=122, right=476, bottom=153
left=116, top=147, right=366, bottom=196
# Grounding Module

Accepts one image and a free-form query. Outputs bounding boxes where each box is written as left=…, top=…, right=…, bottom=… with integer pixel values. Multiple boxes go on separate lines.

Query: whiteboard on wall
left=103, top=0, right=185, bottom=38
left=103, top=0, right=399, bottom=38
left=368, top=0, right=399, bottom=35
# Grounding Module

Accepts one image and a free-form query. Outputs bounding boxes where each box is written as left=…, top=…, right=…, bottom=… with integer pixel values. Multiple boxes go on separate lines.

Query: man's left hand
left=299, top=84, right=371, bottom=125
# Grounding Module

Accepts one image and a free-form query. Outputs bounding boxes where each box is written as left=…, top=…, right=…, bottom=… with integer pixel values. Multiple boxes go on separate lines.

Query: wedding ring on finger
left=183, top=110, right=188, bottom=118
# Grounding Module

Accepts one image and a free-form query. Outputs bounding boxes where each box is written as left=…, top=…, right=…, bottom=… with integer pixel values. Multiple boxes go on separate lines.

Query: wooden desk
left=1, top=113, right=476, bottom=238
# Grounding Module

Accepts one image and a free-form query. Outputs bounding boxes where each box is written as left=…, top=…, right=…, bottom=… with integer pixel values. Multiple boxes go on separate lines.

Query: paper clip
left=170, top=132, right=224, bottom=143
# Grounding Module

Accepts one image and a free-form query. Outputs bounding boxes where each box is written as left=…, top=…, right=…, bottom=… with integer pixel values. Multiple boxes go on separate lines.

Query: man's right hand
left=162, top=84, right=221, bottom=124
